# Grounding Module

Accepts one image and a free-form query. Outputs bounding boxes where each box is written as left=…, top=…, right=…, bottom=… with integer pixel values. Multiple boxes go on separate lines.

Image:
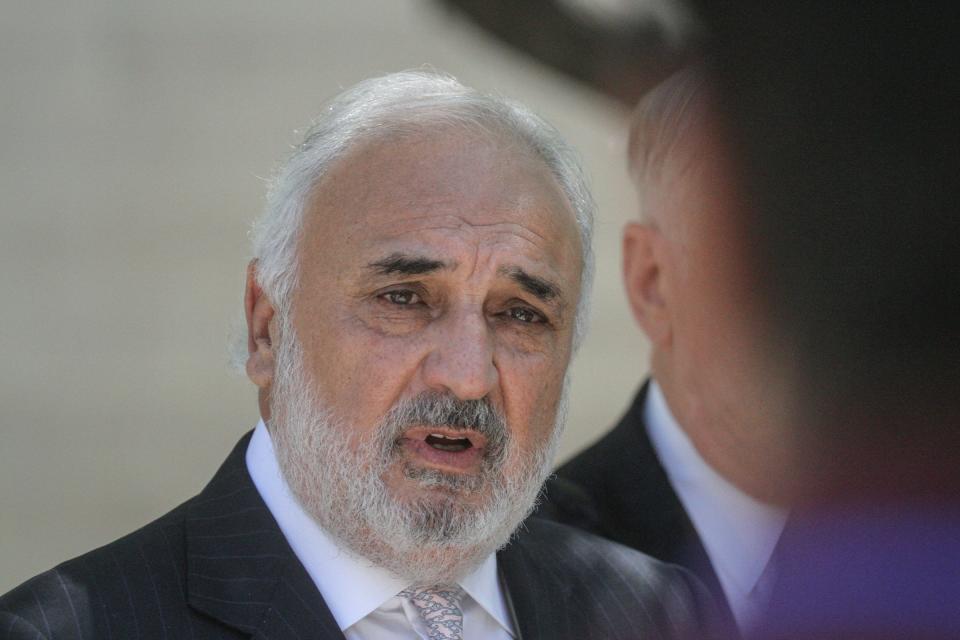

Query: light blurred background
left=0, top=0, right=669, bottom=590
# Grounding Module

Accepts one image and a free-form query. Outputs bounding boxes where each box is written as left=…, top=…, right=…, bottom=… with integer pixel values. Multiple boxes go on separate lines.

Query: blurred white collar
left=645, top=382, right=787, bottom=626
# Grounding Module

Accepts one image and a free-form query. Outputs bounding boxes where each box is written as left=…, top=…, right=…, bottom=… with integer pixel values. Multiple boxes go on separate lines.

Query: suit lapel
left=251, top=561, right=344, bottom=640
left=185, top=433, right=344, bottom=639
left=617, top=385, right=739, bottom=633
left=619, top=388, right=720, bottom=582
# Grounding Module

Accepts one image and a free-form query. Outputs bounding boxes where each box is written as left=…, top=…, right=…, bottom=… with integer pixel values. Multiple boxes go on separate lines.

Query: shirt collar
left=644, top=382, right=788, bottom=596
left=460, top=547, right=514, bottom=634
left=245, top=419, right=514, bottom=633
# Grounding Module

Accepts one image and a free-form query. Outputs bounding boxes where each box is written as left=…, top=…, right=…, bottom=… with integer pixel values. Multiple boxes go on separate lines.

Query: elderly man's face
left=266, top=128, right=582, bottom=520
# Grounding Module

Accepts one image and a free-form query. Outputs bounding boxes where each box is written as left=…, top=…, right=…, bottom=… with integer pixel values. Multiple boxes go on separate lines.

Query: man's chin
left=384, top=458, right=492, bottom=500
left=387, top=485, right=493, bottom=538
left=351, top=492, right=504, bottom=586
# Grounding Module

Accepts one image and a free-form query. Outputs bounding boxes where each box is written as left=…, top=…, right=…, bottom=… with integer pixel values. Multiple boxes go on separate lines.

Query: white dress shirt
left=644, top=382, right=788, bottom=631
left=245, top=420, right=516, bottom=639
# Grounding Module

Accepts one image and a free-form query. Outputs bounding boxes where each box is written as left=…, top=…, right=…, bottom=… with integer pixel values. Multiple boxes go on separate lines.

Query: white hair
left=230, top=70, right=594, bottom=370
left=627, top=66, right=710, bottom=221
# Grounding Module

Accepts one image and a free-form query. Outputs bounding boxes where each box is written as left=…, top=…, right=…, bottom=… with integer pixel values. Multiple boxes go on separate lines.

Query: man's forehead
left=313, top=127, right=573, bottom=218
left=300, top=129, right=583, bottom=275
left=352, top=209, right=570, bottom=251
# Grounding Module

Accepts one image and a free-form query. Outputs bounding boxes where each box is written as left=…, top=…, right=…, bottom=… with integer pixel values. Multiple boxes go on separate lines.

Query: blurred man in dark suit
left=543, top=67, right=794, bottom=636
left=0, top=70, right=718, bottom=640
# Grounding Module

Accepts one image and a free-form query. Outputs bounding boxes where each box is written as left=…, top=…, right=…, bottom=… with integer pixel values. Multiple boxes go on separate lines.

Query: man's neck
left=652, top=368, right=791, bottom=506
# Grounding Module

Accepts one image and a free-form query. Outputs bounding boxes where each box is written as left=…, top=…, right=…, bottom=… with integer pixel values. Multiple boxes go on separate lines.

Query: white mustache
left=377, top=392, right=509, bottom=465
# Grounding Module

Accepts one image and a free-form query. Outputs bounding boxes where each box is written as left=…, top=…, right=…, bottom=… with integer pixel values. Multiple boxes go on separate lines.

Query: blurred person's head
left=682, top=6, right=960, bottom=637
left=621, top=67, right=796, bottom=505
left=692, top=4, right=960, bottom=501
left=240, top=71, right=592, bottom=585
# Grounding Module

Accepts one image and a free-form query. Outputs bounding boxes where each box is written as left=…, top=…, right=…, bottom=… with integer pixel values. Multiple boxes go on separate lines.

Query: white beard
left=268, top=317, right=568, bottom=586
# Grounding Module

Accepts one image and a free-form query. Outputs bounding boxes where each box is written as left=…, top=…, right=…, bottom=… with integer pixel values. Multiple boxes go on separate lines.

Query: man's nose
left=421, top=309, right=499, bottom=401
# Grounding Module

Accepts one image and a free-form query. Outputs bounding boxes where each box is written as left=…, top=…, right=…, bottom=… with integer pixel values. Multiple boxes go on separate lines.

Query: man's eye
left=382, top=290, right=421, bottom=306
left=508, top=307, right=544, bottom=324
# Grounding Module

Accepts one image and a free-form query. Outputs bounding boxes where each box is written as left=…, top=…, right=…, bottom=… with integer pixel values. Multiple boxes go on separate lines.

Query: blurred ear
left=244, top=260, right=276, bottom=390
left=623, top=222, right=671, bottom=346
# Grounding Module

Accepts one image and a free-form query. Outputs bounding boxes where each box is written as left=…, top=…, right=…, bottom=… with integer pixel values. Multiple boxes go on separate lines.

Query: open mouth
left=425, top=433, right=473, bottom=452
left=399, top=427, right=487, bottom=472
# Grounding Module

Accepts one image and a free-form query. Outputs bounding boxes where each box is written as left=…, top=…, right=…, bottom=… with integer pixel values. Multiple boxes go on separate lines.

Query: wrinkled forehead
left=301, top=124, right=583, bottom=266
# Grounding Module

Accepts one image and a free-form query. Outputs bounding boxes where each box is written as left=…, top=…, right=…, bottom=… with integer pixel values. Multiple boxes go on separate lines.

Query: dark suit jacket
left=2, top=431, right=719, bottom=640
left=539, top=383, right=738, bottom=631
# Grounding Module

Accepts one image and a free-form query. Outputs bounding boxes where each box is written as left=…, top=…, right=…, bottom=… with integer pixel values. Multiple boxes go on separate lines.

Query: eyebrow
left=368, top=253, right=450, bottom=276
left=500, top=266, right=561, bottom=303
left=366, top=254, right=563, bottom=304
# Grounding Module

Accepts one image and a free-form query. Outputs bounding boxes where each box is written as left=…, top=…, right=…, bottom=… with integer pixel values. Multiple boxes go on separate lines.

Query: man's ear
left=622, top=221, right=671, bottom=346
left=244, top=260, right=276, bottom=390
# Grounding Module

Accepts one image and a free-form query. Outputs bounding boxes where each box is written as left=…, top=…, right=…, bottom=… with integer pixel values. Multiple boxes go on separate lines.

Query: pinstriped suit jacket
left=1, top=432, right=719, bottom=640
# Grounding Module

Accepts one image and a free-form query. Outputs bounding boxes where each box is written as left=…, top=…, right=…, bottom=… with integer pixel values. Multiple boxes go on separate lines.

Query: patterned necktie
left=399, top=585, right=465, bottom=640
